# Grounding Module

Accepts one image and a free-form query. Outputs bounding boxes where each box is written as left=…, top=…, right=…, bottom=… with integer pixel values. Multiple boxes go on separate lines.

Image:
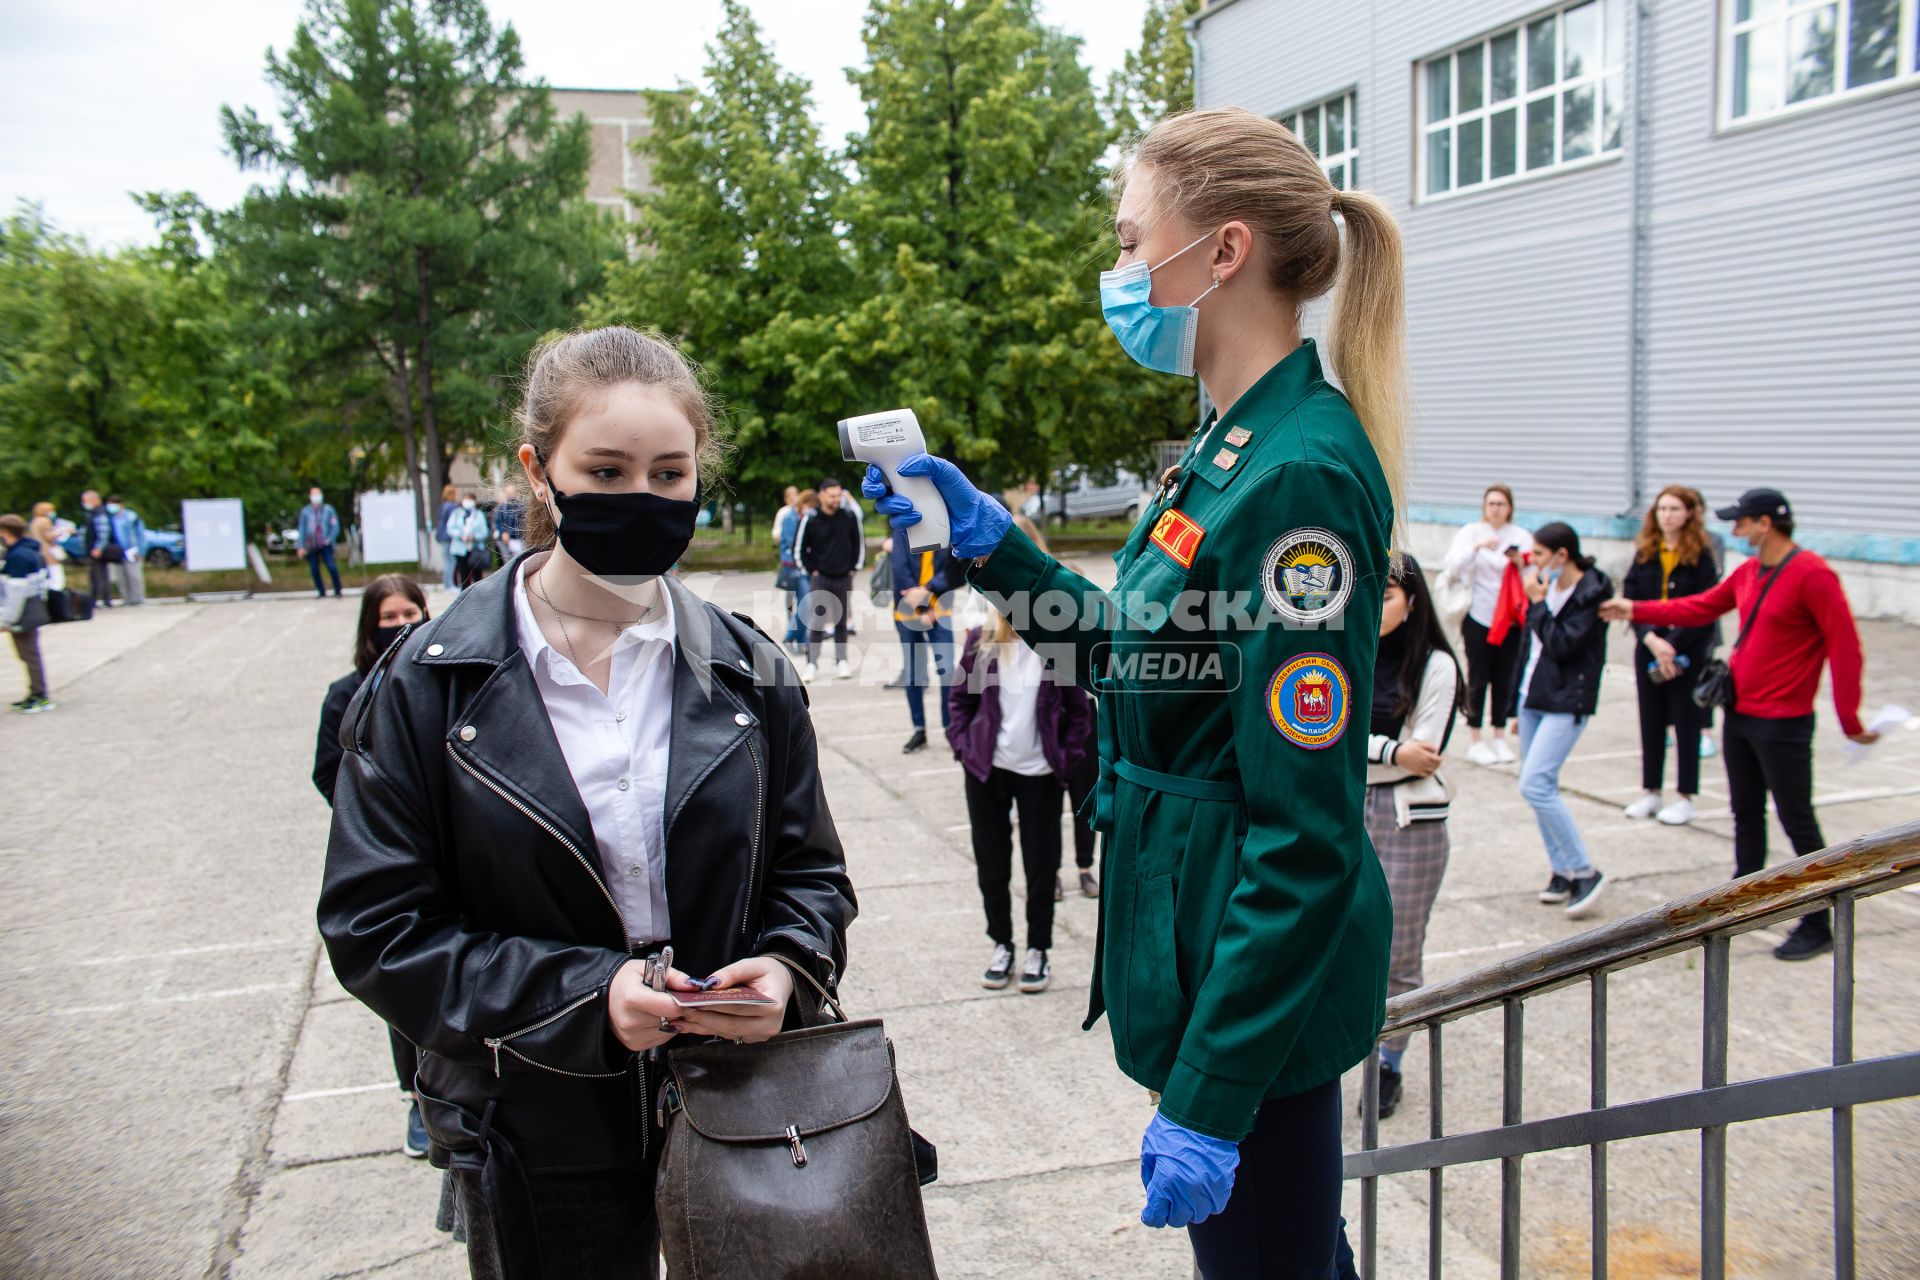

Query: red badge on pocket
left=1149, top=509, right=1205, bottom=568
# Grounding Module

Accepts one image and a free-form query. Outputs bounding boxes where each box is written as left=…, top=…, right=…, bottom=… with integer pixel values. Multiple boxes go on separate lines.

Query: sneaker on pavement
left=981, top=943, right=1015, bottom=990
left=1466, top=740, right=1499, bottom=766
left=1773, top=924, right=1833, bottom=962
left=1656, top=797, right=1695, bottom=826
left=1492, top=737, right=1518, bottom=764
left=1079, top=871, right=1100, bottom=898
left=404, top=1100, right=429, bottom=1158
left=1623, top=792, right=1663, bottom=820
left=1018, top=948, right=1051, bottom=994
left=8, top=697, right=31, bottom=712
left=800, top=660, right=816, bottom=683
left=834, top=659, right=852, bottom=679
left=1564, top=870, right=1607, bottom=918
left=1537, top=874, right=1572, bottom=904
left=20, top=696, right=55, bottom=715
left=902, top=729, right=927, bottom=754
left=1701, top=735, right=1719, bottom=759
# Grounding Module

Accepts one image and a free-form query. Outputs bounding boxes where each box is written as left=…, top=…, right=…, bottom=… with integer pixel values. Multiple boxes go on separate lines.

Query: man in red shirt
left=1601, top=489, right=1878, bottom=961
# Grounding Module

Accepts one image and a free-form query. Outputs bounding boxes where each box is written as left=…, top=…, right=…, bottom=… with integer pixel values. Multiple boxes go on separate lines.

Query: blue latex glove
left=1139, top=1111, right=1240, bottom=1229
left=861, top=455, right=1011, bottom=560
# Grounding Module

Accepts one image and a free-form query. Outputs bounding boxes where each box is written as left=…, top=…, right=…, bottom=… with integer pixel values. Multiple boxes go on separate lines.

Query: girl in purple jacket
left=948, top=596, right=1092, bottom=995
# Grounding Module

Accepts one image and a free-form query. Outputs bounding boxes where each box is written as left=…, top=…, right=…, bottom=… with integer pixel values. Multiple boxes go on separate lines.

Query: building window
left=1277, top=91, right=1359, bottom=189
left=1418, top=0, right=1624, bottom=200
left=1723, top=0, right=1918, bottom=126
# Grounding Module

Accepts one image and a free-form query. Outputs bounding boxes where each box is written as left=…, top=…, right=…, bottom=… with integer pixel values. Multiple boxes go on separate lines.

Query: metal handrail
left=1347, top=818, right=1920, bottom=1280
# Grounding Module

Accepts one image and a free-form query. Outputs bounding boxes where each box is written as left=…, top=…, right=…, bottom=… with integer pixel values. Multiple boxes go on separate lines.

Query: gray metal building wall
left=1192, top=0, right=1920, bottom=551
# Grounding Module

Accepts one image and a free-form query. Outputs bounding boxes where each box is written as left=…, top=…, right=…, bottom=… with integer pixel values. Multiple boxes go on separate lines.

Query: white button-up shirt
left=513, top=561, right=676, bottom=945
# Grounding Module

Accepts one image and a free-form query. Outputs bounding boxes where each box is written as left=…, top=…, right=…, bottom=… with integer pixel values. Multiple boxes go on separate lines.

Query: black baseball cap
left=1714, top=488, right=1791, bottom=522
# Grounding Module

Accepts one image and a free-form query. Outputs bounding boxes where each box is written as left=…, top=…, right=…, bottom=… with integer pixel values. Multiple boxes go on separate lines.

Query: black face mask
left=537, top=452, right=699, bottom=579
left=372, top=623, right=411, bottom=655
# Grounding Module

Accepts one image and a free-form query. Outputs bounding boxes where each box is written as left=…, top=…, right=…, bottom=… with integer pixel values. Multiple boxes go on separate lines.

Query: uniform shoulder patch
left=1148, top=508, right=1206, bottom=569
left=1266, top=653, right=1351, bottom=749
left=1261, top=527, right=1354, bottom=625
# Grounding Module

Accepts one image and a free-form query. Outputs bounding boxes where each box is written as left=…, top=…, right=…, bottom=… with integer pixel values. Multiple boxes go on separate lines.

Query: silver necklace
left=532, top=565, right=650, bottom=671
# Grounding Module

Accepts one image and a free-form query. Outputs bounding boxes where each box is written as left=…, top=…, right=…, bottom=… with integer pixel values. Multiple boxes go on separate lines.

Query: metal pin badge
left=1213, top=449, right=1240, bottom=471
left=1225, top=426, right=1253, bottom=447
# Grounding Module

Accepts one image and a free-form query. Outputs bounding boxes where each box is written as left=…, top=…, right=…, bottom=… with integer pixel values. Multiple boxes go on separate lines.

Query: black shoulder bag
left=1692, top=548, right=1797, bottom=711
left=655, top=956, right=940, bottom=1279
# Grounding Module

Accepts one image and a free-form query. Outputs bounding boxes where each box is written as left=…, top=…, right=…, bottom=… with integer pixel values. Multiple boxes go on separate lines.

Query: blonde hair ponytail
left=1327, top=187, right=1408, bottom=553
left=1128, top=108, right=1410, bottom=552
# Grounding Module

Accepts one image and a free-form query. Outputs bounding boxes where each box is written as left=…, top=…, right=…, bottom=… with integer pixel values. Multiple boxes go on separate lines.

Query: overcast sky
left=0, top=0, right=1149, bottom=250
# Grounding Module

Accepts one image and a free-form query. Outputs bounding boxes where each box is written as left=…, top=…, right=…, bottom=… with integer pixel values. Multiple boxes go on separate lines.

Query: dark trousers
left=390, top=1027, right=418, bottom=1094
left=1634, top=657, right=1707, bottom=794
left=1187, top=1077, right=1360, bottom=1279
left=453, top=1164, right=658, bottom=1280
left=1724, top=711, right=1829, bottom=936
left=964, top=767, right=1062, bottom=950
left=89, top=555, right=114, bottom=606
left=1460, top=616, right=1522, bottom=730
left=805, top=572, right=852, bottom=663
left=1064, top=745, right=1097, bottom=869
left=896, top=618, right=951, bottom=730
left=307, top=544, right=342, bottom=595
left=11, top=628, right=48, bottom=699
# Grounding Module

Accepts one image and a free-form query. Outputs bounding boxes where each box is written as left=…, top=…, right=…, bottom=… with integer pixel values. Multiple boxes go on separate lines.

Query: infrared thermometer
left=837, top=408, right=951, bottom=552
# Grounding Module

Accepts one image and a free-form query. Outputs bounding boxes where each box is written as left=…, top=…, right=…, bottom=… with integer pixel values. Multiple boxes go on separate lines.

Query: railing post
left=1590, top=970, right=1608, bottom=1280
left=1701, top=936, right=1731, bottom=1280
left=1430, top=1021, right=1444, bottom=1280
left=1501, top=998, right=1524, bottom=1280
left=1834, top=894, right=1856, bottom=1280
left=1362, top=1038, right=1379, bottom=1280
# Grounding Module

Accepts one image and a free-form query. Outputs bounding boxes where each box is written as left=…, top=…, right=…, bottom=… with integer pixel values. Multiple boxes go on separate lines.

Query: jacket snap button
left=426, top=643, right=444, bottom=657
left=459, top=725, right=477, bottom=742
left=737, top=659, right=753, bottom=673
left=734, top=712, right=752, bottom=727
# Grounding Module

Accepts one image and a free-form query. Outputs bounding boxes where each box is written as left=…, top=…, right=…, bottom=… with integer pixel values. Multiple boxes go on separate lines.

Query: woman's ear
left=1213, top=220, right=1256, bottom=284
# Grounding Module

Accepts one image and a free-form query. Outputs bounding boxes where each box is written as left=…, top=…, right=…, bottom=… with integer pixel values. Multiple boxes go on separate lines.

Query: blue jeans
left=1517, top=707, right=1594, bottom=877
left=439, top=539, right=456, bottom=591
left=307, top=544, right=341, bottom=595
left=784, top=573, right=809, bottom=647
left=896, top=618, right=952, bottom=730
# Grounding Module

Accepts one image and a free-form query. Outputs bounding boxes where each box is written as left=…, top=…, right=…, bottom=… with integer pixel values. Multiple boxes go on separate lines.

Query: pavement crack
left=322, top=1240, right=459, bottom=1279
left=278, top=1148, right=412, bottom=1172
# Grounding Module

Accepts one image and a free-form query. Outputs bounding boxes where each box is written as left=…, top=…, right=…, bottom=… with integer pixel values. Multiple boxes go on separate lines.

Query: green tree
left=587, top=0, right=853, bottom=507
left=1104, top=0, right=1202, bottom=139
left=807, top=0, right=1188, bottom=495
left=216, top=0, right=620, bottom=531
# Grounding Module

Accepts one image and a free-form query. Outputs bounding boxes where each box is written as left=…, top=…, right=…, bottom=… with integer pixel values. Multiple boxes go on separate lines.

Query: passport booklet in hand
left=671, top=987, right=777, bottom=1008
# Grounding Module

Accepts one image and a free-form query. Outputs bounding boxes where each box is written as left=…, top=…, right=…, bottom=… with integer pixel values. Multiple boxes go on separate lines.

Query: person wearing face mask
left=868, top=108, right=1400, bottom=1277
left=1601, top=488, right=1871, bottom=962
left=1443, top=485, right=1531, bottom=765
left=1509, top=522, right=1613, bottom=919
left=312, top=573, right=432, bottom=1156
left=298, top=486, right=344, bottom=598
left=1361, top=555, right=1463, bottom=1121
left=80, top=489, right=118, bottom=608
left=105, top=494, right=147, bottom=605
left=1618, top=486, right=1722, bottom=826
left=446, top=491, right=492, bottom=590
left=319, top=327, right=854, bottom=1279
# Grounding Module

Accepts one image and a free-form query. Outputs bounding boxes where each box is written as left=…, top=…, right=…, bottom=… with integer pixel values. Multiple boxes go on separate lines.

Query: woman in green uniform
left=866, top=107, right=1406, bottom=1276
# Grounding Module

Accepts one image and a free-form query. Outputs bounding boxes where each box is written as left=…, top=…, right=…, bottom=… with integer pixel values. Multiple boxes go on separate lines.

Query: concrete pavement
left=1, top=567, right=1915, bottom=1279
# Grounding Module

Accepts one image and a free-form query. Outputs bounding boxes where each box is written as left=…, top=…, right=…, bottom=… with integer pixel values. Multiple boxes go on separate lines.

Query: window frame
left=1274, top=89, right=1361, bottom=191
left=1415, top=0, right=1627, bottom=205
left=1715, top=0, right=1920, bottom=132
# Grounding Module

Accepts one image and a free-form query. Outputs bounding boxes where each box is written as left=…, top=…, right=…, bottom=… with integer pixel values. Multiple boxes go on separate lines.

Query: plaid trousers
left=1364, top=784, right=1451, bottom=1055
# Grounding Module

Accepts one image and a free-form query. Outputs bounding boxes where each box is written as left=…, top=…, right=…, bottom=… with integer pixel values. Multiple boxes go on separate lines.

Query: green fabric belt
left=1111, top=758, right=1240, bottom=803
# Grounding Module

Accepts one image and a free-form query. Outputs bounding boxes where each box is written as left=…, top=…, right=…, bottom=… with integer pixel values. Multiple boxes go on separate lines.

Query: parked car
left=1022, top=467, right=1152, bottom=527
left=59, top=525, right=186, bottom=567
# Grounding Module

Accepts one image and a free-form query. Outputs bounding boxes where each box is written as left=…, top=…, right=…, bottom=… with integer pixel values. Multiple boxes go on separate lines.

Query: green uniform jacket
left=967, top=340, right=1392, bottom=1142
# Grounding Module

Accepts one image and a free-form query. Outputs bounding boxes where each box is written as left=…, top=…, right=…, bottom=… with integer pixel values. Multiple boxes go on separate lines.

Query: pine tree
left=1105, top=0, right=1203, bottom=140
left=216, top=0, right=620, bottom=530
left=588, top=0, right=853, bottom=506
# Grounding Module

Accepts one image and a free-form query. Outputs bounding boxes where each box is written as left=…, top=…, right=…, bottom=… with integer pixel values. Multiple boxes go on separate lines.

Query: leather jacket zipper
left=446, top=742, right=628, bottom=939
left=738, top=736, right=765, bottom=944
left=482, top=990, right=623, bottom=1079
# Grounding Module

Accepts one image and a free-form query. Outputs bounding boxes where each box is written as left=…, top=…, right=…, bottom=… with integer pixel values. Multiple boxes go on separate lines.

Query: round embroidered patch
left=1260, top=528, right=1354, bottom=626
left=1266, top=653, right=1351, bottom=749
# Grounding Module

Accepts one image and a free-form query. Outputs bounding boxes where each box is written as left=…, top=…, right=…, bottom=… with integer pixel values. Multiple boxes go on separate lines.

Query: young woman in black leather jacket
left=318, top=327, right=855, bottom=1279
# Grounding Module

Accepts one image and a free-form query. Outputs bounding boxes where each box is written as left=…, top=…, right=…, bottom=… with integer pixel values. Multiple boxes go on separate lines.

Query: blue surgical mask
left=1539, top=559, right=1563, bottom=586
left=107, top=503, right=121, bottom=515
left=1098, top=231, right=1221, bottom=377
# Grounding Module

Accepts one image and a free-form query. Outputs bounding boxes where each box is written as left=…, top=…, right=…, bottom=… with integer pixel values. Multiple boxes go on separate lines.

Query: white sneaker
left=1492, top=737, right=1518, bottom=764
left=800, top=660, right=816, bottom=683
left=1466, top=741, right=1499, bottom=766
left=834, top=659, right=852, bottom=679
left=1623, top=792, right=1663, bottom=820
left=1657, top=797, right=1696, bottom=825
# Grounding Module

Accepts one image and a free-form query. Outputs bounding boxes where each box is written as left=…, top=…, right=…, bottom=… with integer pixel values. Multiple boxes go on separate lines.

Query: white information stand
left=358, top=491, right=421, bottom=566
left=181, top=499, right=248, bottom=573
